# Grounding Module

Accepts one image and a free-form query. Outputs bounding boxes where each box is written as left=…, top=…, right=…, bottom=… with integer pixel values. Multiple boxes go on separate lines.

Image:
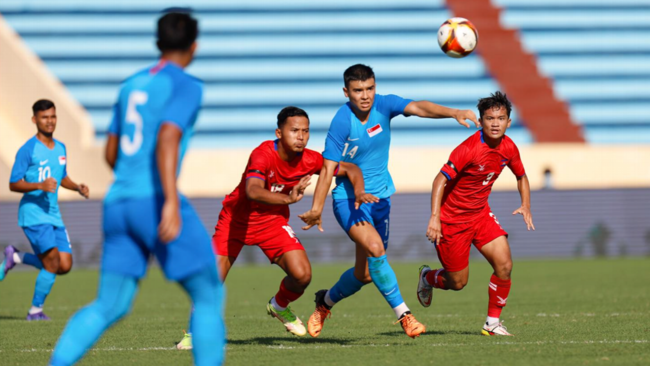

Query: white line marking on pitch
left=2, top=339, right=647, bottom=354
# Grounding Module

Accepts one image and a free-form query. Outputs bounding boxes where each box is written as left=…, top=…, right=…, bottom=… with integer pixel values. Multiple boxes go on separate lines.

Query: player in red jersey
left=177, top=106, right=375, bottom=348
left=415, top=92, right=535, bottom=336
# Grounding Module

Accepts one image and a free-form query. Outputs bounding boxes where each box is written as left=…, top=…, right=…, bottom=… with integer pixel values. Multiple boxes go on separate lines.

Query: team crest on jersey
left=58, top=156, right=66, bottom=165
left=367, top=123, right=383, bottom=137
left=478, top=164, right=485, bottom=172
left=269, top=170, right=275, bottom=178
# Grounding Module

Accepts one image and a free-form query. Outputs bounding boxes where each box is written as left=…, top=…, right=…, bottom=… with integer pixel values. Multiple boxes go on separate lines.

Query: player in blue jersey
left=300, top=64, right=479, bottom=338
left=1, top=99, right=89, bottom=321
left=48, top=13, right=225, bottom=366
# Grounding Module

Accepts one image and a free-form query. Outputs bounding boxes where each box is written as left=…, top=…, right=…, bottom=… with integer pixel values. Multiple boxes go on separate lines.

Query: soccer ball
left=437, top=17, right=478, bottom=58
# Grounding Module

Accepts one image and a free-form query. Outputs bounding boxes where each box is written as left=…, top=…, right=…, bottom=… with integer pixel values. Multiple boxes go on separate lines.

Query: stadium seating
left=0, top=0, right=532, bottom=148
left=495, top=0, right=650, bottom=143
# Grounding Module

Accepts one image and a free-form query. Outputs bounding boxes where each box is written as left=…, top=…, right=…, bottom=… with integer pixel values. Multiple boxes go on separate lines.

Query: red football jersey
left=221, top=140, right=324, bottom=226
left=439, top=131, right=526, bottom=224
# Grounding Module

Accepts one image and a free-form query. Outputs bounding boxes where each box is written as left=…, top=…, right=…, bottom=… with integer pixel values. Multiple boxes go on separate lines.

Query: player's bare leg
left=417, top=264, right=469, bottom=307
left=478, top=235, right=513, bottom=336
left=57, top=252, right=73, bottom=275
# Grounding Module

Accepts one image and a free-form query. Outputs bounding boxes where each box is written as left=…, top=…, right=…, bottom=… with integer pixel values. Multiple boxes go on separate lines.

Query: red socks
left=425, top=268, right=448, bottom=290
left=274, top=279, right=303, bottom=308
left=487, top=274, right=511, bottom=318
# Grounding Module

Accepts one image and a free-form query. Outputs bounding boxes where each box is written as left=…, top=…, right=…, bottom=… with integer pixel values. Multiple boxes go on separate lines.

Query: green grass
left=1, top=259, right=649, bottom=365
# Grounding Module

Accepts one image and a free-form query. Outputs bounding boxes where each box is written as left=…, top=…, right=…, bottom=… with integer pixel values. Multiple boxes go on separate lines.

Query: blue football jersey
left=10, top=136, right=68, bottom=227
left=104, top=61, right=203, bottom=203
left=322, top=94, right=412, bottom=199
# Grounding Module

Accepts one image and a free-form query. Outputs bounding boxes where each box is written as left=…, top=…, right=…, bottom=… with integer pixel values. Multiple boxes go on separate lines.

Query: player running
left=416, top=91, right=535, bottom=336
left=48, top=13, right=225, bottom=366
left=299, top=64, right=479, bottom=338
left=1, top=99, right=89, bottom=321
left=176, top=106, right=374, bottom=349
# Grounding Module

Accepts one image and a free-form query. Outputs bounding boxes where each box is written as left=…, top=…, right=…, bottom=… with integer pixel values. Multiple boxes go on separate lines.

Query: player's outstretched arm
left=246, top=175, right=311, bottom=205
left=298, top=159, right=338, bottom=232
left=426, top=172, right=447, bottom=245
left=404, top=101, right=479, bottom=128
left=156, top=123, right=183, bottom=243
left=338, top=162, right=379, bottom=210
left=512, top=174, right=535, bottom=231
left=61, top=176, right=89, bottom=199
left=104, top=134, right=119, bottom=169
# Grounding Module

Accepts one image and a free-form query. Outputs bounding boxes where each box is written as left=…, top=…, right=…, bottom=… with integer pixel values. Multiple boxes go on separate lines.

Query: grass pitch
left=1, top=259, right=649, bottom=365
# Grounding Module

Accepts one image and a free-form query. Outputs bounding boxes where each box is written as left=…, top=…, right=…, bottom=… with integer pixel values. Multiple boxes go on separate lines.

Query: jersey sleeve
left=245, top=148, right=271, bottom=181
left=107, top=102, right=121, bottom=136
left=322, top=107, right=352, bottom=163
left=9, top=142, right=34, bottom=183
left=161, top=79, right=203, bottom=132
left=440, top=145, right=472, bottom=180
left=507, top=144, right=526, bottom=178
left=379, top=94, right=413, bottom=119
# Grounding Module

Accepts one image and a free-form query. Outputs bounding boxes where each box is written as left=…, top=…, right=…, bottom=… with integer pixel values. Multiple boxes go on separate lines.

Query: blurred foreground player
left=299, top=64, right=479, bottom=338
left=416, top=91, right=535, bottom=336
left=177, top=106, right=374, bottom=349
left=2, top=99, right=89, bottom=320
left=49, top=12, right=225, bottom=366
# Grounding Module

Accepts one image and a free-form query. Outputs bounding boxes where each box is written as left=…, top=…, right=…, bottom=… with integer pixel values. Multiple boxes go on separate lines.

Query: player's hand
left=454, top=109, right=480, bottom=129
left=513, top=206, right=535, bottom=231
left=39, top=177, right=57, bottom=193
left=298, top=210, right=323, bottom=232
left=159, top=200, right=182, bottom=244
left=354, top=192, right=379, bottom=210
left=78, top=183, right=90, bottom=199
left=426, top=215, right=443, bottom=245
left=288, top=175, right=311, bottom=204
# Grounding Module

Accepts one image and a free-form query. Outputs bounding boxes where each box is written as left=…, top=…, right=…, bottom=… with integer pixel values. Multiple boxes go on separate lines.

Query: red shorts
left=435, top=210, right=508, bottom=272
left=212, top=210, right=305, bottom=263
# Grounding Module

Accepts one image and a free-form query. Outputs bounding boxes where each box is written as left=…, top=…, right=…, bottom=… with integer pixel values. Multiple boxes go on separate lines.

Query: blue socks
left=32, top=269, right=56, bottom=307
left=23, top=253, right=44, bottom=269
left=328, top=267, right=366, bottom=304
left=179, top=264, right=226, bottom=366
left=49, top=272, right=139, bottom=366
left=368, top=255, right=404, bottom=308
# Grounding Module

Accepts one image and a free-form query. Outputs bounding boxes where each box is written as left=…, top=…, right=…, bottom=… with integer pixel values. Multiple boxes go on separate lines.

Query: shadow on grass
left=0, top=315, right=25, bottom=320
left=227, top=336, right=354, bottom=346
left=377, top=329, right=479, bottom=337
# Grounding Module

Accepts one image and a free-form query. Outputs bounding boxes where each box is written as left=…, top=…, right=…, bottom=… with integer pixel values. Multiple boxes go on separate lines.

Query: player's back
left=105, top=61, right=203, bottom=203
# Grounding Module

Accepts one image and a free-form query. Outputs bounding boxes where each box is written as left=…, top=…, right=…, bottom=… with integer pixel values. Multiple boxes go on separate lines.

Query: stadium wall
left=0, top=14, right=111, bottom=202
left=1, top=189, right=648, bottom=266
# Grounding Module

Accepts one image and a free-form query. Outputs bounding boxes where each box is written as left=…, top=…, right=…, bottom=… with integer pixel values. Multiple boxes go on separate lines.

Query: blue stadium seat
left=495, top=0, right=650, bottom=143
left=0, top=0, right=535, bottom=148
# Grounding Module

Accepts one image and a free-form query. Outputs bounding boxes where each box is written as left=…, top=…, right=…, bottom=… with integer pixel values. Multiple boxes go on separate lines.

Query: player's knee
left=495, top=261, right=513, bottom=280
left=42, top=256, right=60, bottom=273
left=57, top=264, right=72, bottom=275
left=448, top=277, right=468, bottom=291
left=291, top=269, right=312, bottom=289
left=365, top=241, right=385, bottom=257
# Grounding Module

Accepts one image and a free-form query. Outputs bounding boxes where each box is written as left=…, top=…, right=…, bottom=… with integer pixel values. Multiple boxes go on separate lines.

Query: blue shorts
left=22, top=224, right=72, bottom=256
left=332, top=198, right=391, bottom=248
left=101, top=196, right=215, bottom=281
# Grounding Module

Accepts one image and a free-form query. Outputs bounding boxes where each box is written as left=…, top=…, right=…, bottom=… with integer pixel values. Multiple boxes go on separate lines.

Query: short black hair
left=32, top=99, right=55, bottom=115
left=277, top=106, right=309, bottom=129
left=344, top=64, right=375, bottom=88
left=477, top=91, right=512, bottom=119
left=157, top=12, right=198, bottom=52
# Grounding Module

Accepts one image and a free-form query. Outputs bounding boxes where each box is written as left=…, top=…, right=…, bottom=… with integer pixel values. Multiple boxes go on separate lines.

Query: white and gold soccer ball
left=437, top=17, right=479, bottom=58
